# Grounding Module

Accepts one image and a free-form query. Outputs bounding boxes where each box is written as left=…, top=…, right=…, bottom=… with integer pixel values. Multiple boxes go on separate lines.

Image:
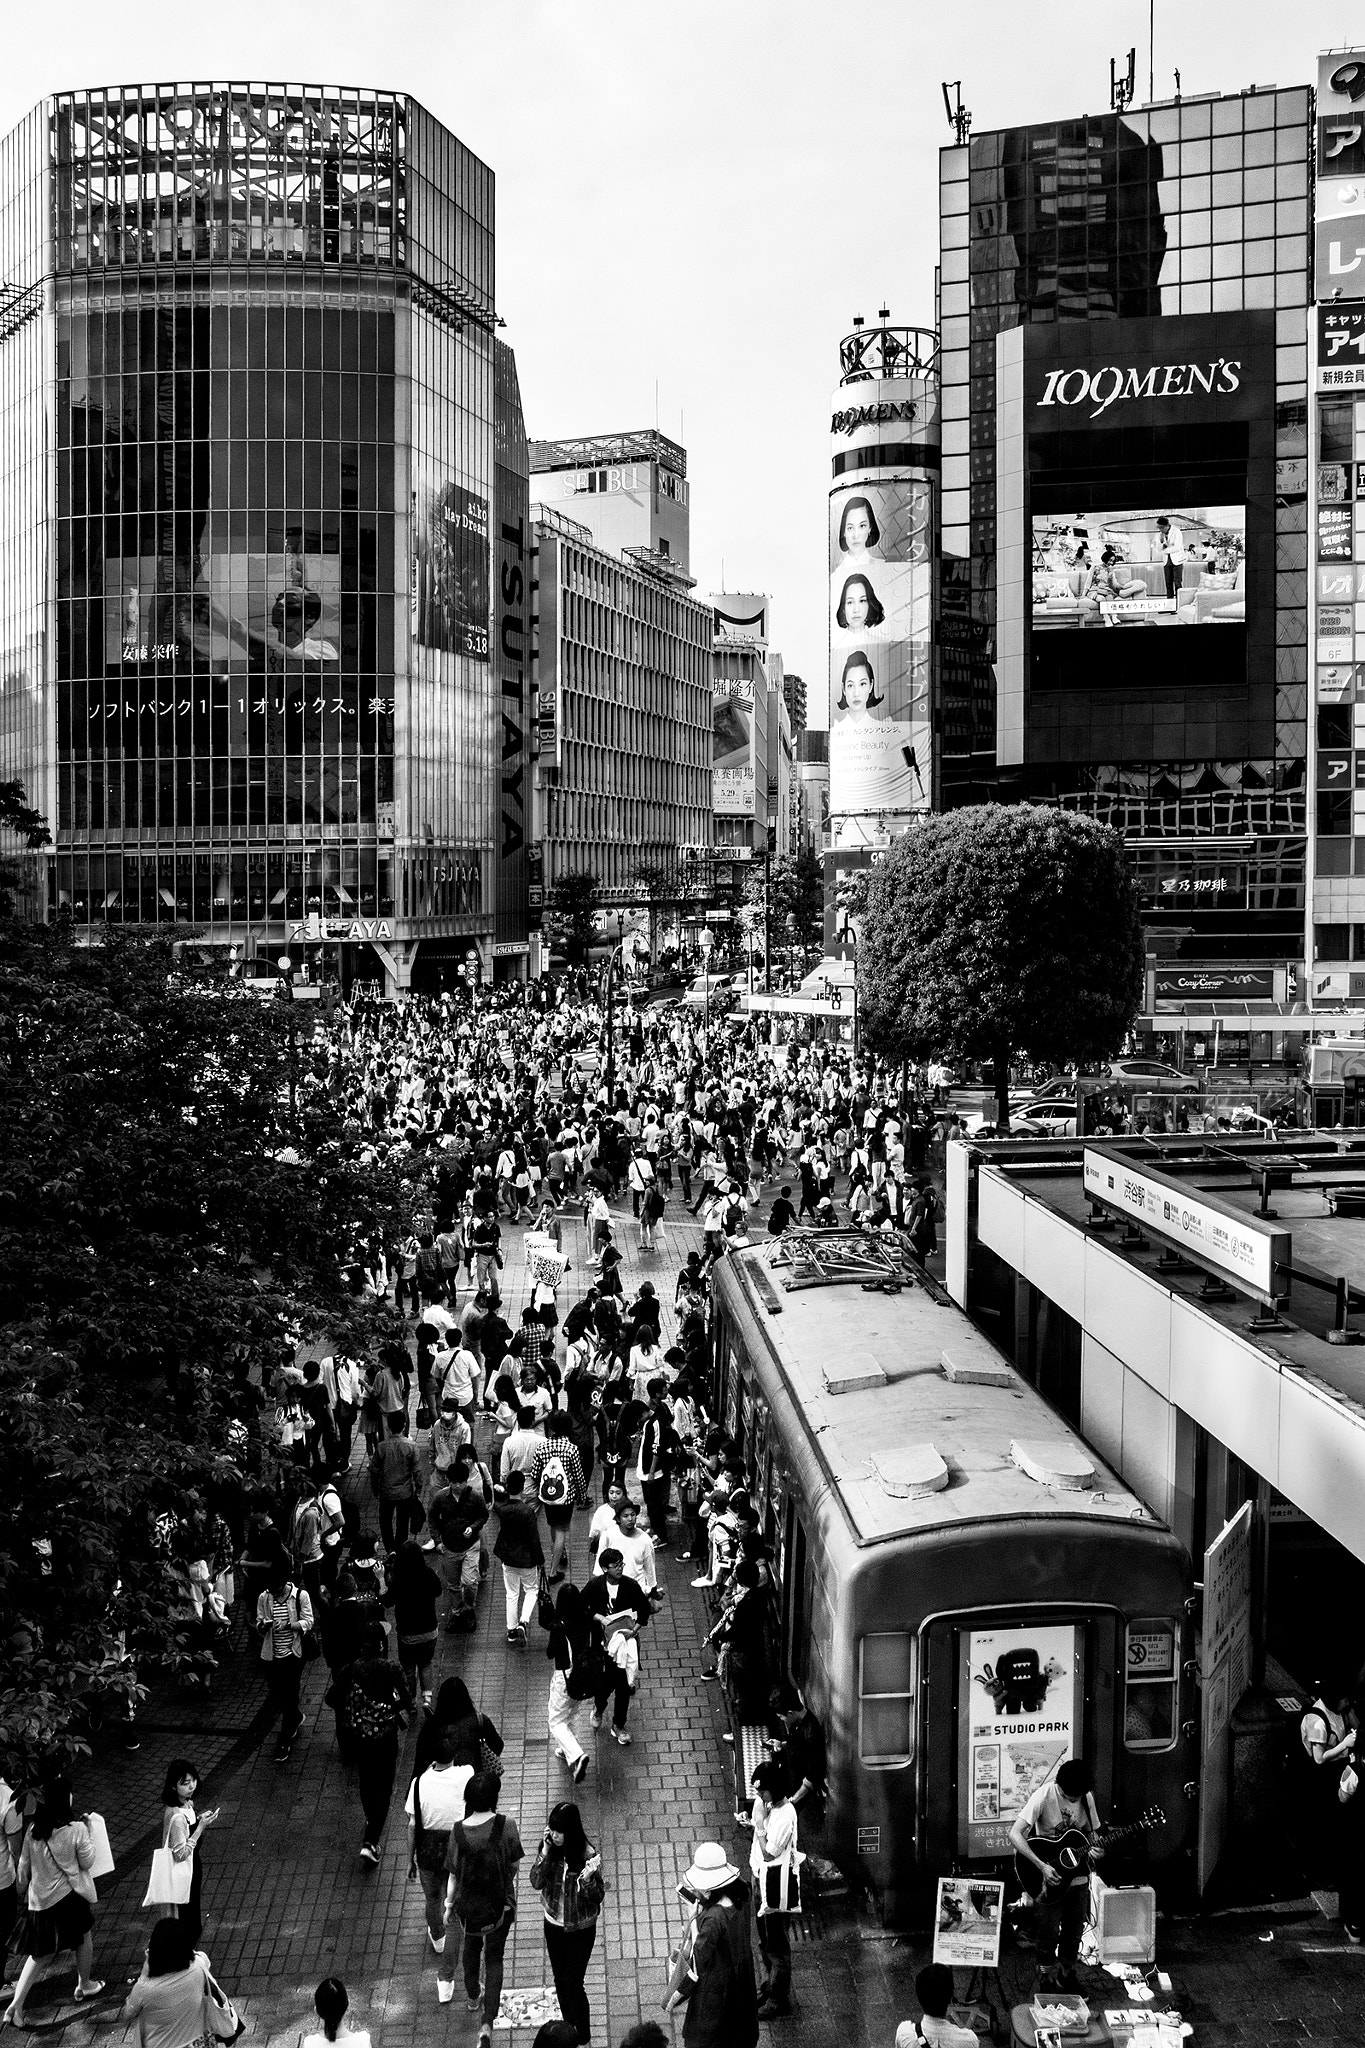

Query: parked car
left=682, top=973, right=736, bottom=1013
left=1106, top=1057, right=1200, bottom=1093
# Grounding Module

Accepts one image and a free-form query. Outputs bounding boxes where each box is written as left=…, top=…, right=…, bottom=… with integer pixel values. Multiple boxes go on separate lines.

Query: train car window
left=787, top=1513, right=808, bottom=1685
left=859, top=1632, right=915, bottom=1766
left=1124, top=1618, right=1179, bottom=1752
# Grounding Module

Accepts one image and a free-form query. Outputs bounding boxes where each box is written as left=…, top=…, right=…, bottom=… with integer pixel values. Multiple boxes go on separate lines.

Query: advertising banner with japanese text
left=957, top=1622, right=1081, bottom=1858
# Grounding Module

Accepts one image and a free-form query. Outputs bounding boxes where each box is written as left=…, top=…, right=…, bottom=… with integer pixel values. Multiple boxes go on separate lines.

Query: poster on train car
left=957, top=1623, right=1083, bottom=1858
left=933, top=1877, right=1005, bottom=1968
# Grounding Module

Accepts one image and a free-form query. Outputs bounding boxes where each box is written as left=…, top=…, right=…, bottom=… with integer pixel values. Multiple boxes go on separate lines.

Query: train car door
left=918, top=1612, right=1117, bottom=1876
left=785, top=1504, right=809, bottom=1686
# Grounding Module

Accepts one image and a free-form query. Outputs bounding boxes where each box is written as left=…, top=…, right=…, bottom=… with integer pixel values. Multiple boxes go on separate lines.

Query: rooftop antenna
left=1111, top=47, right=1136, bottom=112
left=1173, top=65, right=1181, bottom=103
left=941, top=81, right=971, bottom=145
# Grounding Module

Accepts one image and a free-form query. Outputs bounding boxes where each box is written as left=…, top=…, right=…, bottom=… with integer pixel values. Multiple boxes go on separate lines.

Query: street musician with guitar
left=1008, top=1757, right=1102, bottom=1991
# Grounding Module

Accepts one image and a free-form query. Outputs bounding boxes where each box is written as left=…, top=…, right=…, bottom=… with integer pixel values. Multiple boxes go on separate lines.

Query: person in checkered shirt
left=530, top=1428, right=587, bottom=1583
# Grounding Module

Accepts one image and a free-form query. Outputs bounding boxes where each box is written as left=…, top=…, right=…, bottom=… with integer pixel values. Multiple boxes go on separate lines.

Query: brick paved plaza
left=14, top=1197, right=1365, bottom=2048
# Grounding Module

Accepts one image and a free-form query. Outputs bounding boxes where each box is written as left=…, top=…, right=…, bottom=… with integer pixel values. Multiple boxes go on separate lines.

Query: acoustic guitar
left=1014, top=1804, right=1165, bottom=1897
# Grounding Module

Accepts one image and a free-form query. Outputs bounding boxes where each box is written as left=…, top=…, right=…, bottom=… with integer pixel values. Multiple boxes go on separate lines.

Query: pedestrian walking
left=254, top=1559, right=315, bottom=1763
left=428, top=1447, right=492, bottom=1634
left=390, top=1538, right=442, bottom=1707
left=530, top=1424, right=587, bottom=1584
left=300, top=1977, right=372, bottom=2048
left=584, top=1548, right=652, bottom=1746
left=748, top=1760, right=803, bottom=2020
left=546, top=1584, right=597, bottom=1785
left=662, top=1841, right=758, bottom=2048
left=0, top=1775, right=26, bottom=1981
left=405, top=1730, right=472, bottom=1992
left=343, top=1634, right=410, bottom=1867
left=369, top=1411, right=421, bottom=1553
left=528, top=1803, right=605, bottom=2047
left=3, top=1778, right=104, bottom=2023
left=637, top=1378, right=677, bottom=1549
left=120, top=1917, right=239, bottom=2048
left=412, top=1677, right=504, bottom=1780
left=156, top=1761, right=218, bottom=1948
left=491, top=1469, right=544, bottom=1644
left=442, top=1772, right=524, bottom=2042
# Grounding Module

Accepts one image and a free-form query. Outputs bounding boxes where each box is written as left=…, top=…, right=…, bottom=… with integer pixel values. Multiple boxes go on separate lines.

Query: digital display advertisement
left=105, top=545, right=343, bottom=670
left=957, top=1623, right=1081, bottom=1859
left=713, top=677, right=755, bottom=817
left=1032, top=506, right=1245, bottom=629
left=827, top=475, right=932, bottom=843
left=412, top=477, right=490, bottom=658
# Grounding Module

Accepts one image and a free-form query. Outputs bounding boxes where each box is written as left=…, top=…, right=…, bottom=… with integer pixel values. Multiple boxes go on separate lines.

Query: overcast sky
left=2, top=1, right=1357, bottom=721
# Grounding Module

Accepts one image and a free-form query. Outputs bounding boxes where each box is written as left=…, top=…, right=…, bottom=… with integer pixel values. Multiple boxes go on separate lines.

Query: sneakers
left=721, top=1731, right=734, bottom=1745
left=478, top=2027, right=492, bottom=2046
left=1347, top=1924, right=1362, bottom=1944
left=466, top=1993, right=483, bottom=2011
left=572, top=1756, right=590, bottom=1784
left=690, top=1575, right=713, bottom=1589
left=590, top=1707, right=603, bottom=1729
left=612, top=1726, right=632, bottom=1746
left=507, top=1627, right=526, bottom=1646
left=421, top=1689, right=433, bottom=1708
left=274, top=1742, right=293, bottom=1763
left=436, top=1981, right=454, bottom=2005
left=427, top=1929, right=445, bottom=1954
left=359, top=1841, right=379, bottom=1866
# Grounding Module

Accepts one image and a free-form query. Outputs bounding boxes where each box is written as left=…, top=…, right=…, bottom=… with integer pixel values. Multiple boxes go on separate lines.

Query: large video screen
left=1031, top=505, right=1246, bottom=631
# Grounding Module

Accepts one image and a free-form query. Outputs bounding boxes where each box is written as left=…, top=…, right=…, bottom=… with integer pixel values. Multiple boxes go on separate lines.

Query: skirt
left=23, top=1890, right=94, bottom=1956
left=397, top=1630, right=438, bottom=1667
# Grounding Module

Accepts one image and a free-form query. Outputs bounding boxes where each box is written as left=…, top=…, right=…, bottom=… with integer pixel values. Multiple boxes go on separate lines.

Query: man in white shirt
left=895, top=1963, right=978, bottom=2048
left=405, top=1731, right=473, bottom=1986
left=587, top=1480, right=626, bottom=1569
left=1156, top=515, right=1185, bottom=600
left=501, top=1405, right=545, bottom=1482
left=590, top=1495, right=658, bottom=1597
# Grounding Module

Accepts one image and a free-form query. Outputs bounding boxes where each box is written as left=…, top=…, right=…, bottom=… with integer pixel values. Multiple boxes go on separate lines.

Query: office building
left=795, top=727, right=830, bottom=860
left=528, top=429, right=689, bottom=572
left=711, top=592, right=791, bottom=866
left=782, top=670, right=807, bottom=739
left=1307, top=48, right=1365, bottom=999
left=0, top=83, right=515, bottom=994
left=529, top=503, right=712, bottom=965
left=940, top=85, right=1312, bottom=1023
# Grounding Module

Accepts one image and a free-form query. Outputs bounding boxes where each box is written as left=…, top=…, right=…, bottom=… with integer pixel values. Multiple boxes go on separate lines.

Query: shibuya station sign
left=1035, top=358, right=1242, bottom=420
left=1083, top=1144, right=1290, bottom=1304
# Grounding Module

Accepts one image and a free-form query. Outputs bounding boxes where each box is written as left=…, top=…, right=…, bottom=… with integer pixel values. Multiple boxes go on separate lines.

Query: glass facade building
left=939, top=86, right=1312, bottom=975
left=0, top=84, right=512, bottom=990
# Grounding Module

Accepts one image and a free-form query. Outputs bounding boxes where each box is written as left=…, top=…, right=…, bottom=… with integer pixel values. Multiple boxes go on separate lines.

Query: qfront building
left=0, top=84, right=516, bottom=993
left=941, top=84, right=1312, bottom=1026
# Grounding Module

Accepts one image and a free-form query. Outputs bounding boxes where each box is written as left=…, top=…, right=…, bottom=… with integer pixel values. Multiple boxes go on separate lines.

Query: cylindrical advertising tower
left=827, top=315, right=939, bottom=850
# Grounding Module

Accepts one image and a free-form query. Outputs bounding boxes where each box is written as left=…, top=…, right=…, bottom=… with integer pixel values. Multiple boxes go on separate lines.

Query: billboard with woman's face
left=828, top=474, right=933, bottom=843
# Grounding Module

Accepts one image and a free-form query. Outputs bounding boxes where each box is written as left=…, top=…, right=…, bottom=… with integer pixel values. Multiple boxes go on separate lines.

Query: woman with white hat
left=662, top=1841, right=758, bottom=2048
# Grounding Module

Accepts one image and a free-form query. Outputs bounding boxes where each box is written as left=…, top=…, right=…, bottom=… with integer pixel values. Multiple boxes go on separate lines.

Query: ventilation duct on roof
left=873, top=1445, right=949, bottom=1498
left=822, top=1353, right=887, bottom=1395
left=1010, top=1439, right=1096, bottom=1490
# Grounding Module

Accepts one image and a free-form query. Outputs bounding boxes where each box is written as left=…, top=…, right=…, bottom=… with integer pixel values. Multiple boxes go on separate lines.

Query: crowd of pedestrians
left=2, top=971, right=945, bottom=2046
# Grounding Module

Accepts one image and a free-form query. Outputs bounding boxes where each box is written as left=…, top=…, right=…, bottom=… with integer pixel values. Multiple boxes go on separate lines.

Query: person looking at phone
left=158, top=1762, right=218, bottom=1947
left=1008, top=1756, right=1102, bottom=1991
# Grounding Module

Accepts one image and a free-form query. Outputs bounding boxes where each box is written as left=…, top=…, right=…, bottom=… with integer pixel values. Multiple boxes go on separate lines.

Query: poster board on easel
left=932, top=1877, right=1005, bottom=1968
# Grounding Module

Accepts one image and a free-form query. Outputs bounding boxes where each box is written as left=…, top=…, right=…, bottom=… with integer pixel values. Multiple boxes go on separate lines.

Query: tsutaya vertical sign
left=1082, top=1145, right=1290, bottom=1303
left=495, top=464, right=530, bottom=946
left=1198, top=1502, right=1253, bottom=1894
left=1317, top=52, right=1365, bottom=299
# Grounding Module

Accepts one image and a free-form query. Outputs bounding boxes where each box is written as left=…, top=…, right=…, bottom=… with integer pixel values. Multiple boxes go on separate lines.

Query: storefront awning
left=1141, top=1010, right=1365, bottom=1033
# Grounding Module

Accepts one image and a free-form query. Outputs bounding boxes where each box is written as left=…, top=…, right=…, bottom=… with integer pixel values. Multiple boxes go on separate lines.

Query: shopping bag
left=141, top=1845, right=193, bottom=1908
left=84, top=1811, right=115, bottom=1879
left=202, top=1969, right=245, bottom=2042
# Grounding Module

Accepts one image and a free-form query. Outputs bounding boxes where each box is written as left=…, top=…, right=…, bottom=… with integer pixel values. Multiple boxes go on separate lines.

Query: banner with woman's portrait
left=828, top=476, right=932, bottom=843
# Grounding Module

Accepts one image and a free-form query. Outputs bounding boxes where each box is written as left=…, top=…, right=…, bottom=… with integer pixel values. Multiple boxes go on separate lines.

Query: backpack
left=452, top=1815, right=511, bottom=1932
left=538, top=1452, right=570, bottom=1508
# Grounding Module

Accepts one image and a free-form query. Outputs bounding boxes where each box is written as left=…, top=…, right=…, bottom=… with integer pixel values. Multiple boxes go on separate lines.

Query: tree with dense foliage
left=0, top=918, right=412, bottom=1780
left=856, top=805, right=1144, bottom=1128
left=545, top=869, right=602, bottom=968
left=0, top=779, right=51, bottom=916
left=742, top=848, right=825, bottom=984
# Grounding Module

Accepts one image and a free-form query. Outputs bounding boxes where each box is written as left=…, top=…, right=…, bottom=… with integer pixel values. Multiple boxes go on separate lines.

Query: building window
left=858, top=1633, right=914, bottom=1766
left=1315, top=923, right=1351, bottom=962
left=1124, top=1618, right=1179, bottom=1752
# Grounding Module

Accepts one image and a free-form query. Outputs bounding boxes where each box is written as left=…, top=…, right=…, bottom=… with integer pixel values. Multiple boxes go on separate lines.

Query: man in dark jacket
left=369, top=1410, right=420, bottom=1553
left=428, top=1447, right=491, bottom=1633
left=491, top=1469, right=544, bottom=1645
left=583, top=1547, right=652, bottom=1745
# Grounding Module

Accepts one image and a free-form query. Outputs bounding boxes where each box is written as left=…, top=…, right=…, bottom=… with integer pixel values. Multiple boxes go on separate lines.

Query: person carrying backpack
left=442, top=1772, right=524, bottom=2041
left=530, top=1428, right=587, bottom=1584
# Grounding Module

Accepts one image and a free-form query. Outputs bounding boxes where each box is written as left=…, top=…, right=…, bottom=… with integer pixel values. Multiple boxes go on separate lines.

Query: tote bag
left=84, top=1811, right=116, bottom=1879
left=141, top=1845, right=193, bottom=1909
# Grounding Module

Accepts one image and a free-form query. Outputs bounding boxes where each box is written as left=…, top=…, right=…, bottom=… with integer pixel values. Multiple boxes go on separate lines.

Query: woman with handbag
left=151, top=1762, right=218, bottom=1947
left=412, top=1677, right=505, bottom=1781
left=528, top=1803, right=604, bottom=2046
left=3, top=1777, right=103, bottom=2023
left=747, top=1760, right=803, bottom=2021
left=120, top=1917, right=241, bottom=2048
left=255, top=1558, right=315, bottom=1764
left=389, top=1539, right=442, bottom=1709
left=545, top=1584, right=596, bottom=1786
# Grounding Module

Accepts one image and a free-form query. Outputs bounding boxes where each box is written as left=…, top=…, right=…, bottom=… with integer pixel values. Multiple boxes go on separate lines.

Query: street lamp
left=603, top=920, right=626, bottom=1103
left=276, top=952, right=298, bottom=1130
left=700, top=926, right=714, bottom=1044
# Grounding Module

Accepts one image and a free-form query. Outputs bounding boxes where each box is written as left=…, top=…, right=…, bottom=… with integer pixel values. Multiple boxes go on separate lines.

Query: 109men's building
left=0, top=83, right=518, bottom=991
